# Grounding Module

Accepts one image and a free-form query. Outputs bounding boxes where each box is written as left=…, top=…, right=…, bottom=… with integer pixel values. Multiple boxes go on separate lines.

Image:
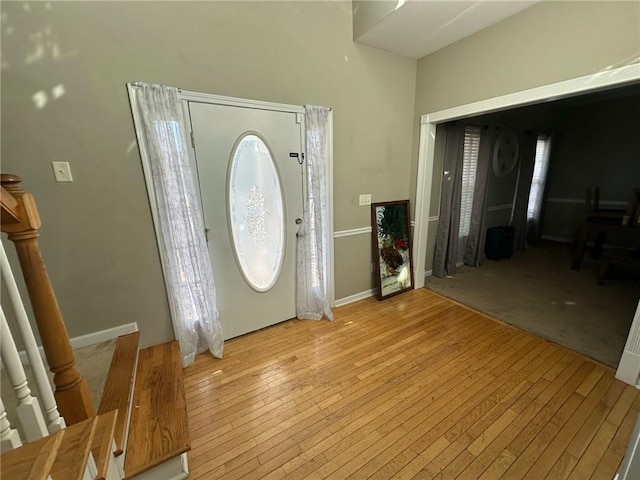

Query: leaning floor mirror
left=371, top=200, right=414, bottom=300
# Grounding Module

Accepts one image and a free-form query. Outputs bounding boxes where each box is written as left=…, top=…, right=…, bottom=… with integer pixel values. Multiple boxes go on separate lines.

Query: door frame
left=412, top=63, right=640, bottom=385
left=129, top=85, right=336, bottom=321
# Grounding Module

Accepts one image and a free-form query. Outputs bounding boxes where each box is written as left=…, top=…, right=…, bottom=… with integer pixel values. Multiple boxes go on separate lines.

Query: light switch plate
left=52, top=162, right=73, bottom=182
left=359, top=194, right=372, bottom=206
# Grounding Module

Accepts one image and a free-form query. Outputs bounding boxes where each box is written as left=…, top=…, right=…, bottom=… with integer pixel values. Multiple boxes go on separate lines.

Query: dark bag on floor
left=485, top=226, right=514, bottom=260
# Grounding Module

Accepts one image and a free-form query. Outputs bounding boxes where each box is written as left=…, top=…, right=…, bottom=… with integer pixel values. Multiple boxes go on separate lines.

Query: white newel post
left=0, top=307, right=49, bottom=441
left=0, top=241, right=65, bottom=433
left=0, top=398, right=22, bottom=452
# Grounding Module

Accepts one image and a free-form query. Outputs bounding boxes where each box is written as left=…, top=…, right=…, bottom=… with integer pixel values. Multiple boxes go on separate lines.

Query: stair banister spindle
left=0, top=174, right=94, bottom=425
left=0, top=398, right=22, bottom=453
left=0, top=307, right=49, bottom=441
left=0, top=240, right=65, bottom=433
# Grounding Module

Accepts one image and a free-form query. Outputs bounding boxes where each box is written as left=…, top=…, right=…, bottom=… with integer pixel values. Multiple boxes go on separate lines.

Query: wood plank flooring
left=183, top=289, right=639, bottom=479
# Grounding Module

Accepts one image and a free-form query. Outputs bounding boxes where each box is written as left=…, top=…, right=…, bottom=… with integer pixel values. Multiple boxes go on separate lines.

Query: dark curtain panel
left=463, top=128, right=494, bottom=267
left=511, top=132, right=538, bottom=251
left=433, top=124, right=466, bottom=278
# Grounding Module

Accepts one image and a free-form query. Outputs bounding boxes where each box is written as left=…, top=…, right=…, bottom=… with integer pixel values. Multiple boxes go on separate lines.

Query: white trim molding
left=487, top=204, right=513, bottom=212
left=541, top=235, right=572, bottom=244
left=334, top=226, right=371, bottom=238
left=547, top=197, right=628, bottom=206
left=420, top=64, right=640, bottom=126
left=16, top=322, right=139, bottom=366
left=616, top=299, right=640, bottom=387
left=333, top=221, right=422, bottom=239
left=177, top=89, right=305, bottom=114
left=335, top=289, right=376, bottom=307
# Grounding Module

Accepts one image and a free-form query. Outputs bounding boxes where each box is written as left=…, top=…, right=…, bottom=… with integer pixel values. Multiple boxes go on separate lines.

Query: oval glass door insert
left=228, top=133, right=285, bottom=292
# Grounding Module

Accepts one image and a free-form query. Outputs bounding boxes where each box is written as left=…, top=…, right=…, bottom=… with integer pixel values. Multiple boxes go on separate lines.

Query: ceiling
left=354, top=0, right=539, bottom=59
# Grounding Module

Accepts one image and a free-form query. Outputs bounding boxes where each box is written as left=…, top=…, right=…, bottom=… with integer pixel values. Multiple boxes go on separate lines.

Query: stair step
left=123, top=341, right=190, bottom=479
left=1, top=413, right=119, bottom=480
left=52, top=416, right=98, bottom=480
left=1, top=428, right=65, bottom=479
left=91, top=409, right=118, bottom=480
left=98, top=331, right=140, bottom=456
left=28, top=428, right=64, bottom=480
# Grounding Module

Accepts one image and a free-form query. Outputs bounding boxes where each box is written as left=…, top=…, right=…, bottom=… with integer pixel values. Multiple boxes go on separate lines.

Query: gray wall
left=2, top=0, right=639, bottom=346
left=543, top=94, right=640, bottom=244
left=414, top=1, right=640, bottom=274
left=1, top=1, right=417, bottom=346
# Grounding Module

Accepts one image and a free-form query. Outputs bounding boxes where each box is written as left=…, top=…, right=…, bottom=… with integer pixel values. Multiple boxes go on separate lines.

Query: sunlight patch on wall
left=32, top=83, right=66, bottom=109
left=2, top=2, right=78, bottom=106
left=32, top=90, right=47, bottom=109
left=25, top=26, right=61, bottom=64
left=51, top=83, right=65, bottom=99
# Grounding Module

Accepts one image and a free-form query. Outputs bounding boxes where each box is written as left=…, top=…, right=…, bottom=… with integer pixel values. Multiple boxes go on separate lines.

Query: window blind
left=459, top=126, right=482, bottom=237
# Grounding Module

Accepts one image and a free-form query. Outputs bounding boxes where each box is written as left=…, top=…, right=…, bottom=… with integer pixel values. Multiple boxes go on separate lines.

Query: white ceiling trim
left=422, top=63, right=640, bottom=124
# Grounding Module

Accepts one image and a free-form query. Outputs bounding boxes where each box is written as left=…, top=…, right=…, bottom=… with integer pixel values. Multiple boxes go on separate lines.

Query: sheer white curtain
left=296, top=105, right=333, bottom=321
left=131, top=83, right=223, bottom=366
left=526, top=134, right=552, bottom=245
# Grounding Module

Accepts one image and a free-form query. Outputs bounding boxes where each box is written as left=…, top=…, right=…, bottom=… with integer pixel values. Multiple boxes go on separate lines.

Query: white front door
left=188, top=102, right=304, bottom=339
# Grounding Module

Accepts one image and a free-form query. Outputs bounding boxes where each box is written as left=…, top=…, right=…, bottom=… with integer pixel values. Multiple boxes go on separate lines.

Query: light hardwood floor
left=184, top=289, right=639, bottom=479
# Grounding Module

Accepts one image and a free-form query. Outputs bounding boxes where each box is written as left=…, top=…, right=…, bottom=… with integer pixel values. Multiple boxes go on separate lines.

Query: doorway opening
left=413, top=64, right=640, bottom=383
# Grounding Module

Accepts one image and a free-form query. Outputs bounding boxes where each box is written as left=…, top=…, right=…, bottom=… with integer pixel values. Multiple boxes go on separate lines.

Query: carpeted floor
left=424, top=241, right=639, bottom=368
left=1, top=339, right=115, bottom=437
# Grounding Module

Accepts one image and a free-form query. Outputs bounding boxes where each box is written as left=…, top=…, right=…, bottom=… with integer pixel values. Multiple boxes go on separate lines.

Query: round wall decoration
left=492, top=129, right=520, bottom=177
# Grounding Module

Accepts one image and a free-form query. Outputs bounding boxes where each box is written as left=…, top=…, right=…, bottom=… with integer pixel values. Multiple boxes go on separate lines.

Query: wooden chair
left=597, top=246, right=640, bottom=285
left=585, top=186, right=627, bottom=220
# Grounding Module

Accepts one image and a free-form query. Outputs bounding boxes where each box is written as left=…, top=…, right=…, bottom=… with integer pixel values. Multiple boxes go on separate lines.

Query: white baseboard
left=541, top=235, right=572, bottom=243
left=335, top=289, right=376, bottom=307
left=15, top=322, right=139, bottom=366
left=424, top=270, right=433, bottom=278
left=541, top=235, right=635, bottom=251
left=616, top=350, right=640, bottom=388
left=69, top=322, right=139, bottom=350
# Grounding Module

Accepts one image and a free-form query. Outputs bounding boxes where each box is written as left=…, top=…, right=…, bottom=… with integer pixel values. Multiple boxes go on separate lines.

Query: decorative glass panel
left=229, top=134, right=285, bottom=292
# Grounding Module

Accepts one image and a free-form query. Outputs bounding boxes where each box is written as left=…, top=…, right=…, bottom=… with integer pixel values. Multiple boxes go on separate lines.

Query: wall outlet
left=52, top=162, right=73, bottom=182
left=359, top=194, right=372, bottom=206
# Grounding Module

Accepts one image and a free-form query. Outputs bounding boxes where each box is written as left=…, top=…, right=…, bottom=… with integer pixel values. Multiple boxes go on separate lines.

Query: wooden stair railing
left=0, top=173, right=94, bottom=425
left=98, top=332, right=140, bottom=459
